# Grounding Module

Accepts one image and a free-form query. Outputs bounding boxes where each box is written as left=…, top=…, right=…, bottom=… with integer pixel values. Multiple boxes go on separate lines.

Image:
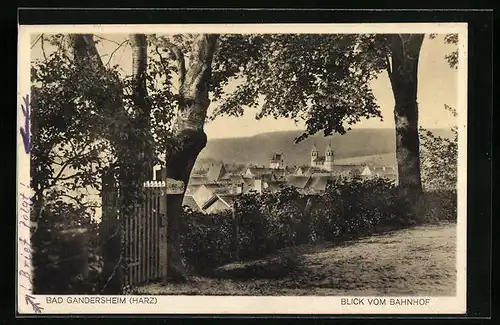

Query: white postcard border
left=17, top=22, right=468, bottom=315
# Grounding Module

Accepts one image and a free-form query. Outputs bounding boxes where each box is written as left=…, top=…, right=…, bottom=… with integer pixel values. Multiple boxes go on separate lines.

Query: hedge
left=179, top=176, right=456, bottom=273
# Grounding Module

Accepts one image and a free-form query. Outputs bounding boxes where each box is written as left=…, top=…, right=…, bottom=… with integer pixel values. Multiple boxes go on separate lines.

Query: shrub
left=419, top=105, right=458, bottom=191
left=423, top=189, right=457, bottom=222
left=258, top=187, right=305, bottom=251
left=179, top=208, right=233, bottom=272
left=32, top=200, right=101, bottom=294
left=179, top=177, right=414, bottom=273
left=309, top=176, right=407, bottom=242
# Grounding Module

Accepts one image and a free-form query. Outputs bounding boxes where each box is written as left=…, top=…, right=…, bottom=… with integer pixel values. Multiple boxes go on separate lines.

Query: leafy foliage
left=310, top=176, right=410, bottom=241
left=32, top=199, right=102, bottom=294
left=30, top=34, right=179, bottom=293
left=444, top=34, right=459, bottom=69
left=419, top=105, right=458, bottom=191
left=180, top=177, right=415, bottom=273
left=211, top=34, right=389, bottom=142
left=429, top=33, right=459, bottom=69
left=29, top=32, right=460, bottom=290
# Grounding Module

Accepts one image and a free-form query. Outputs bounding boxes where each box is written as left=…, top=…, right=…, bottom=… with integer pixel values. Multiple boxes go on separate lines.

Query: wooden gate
left=123, top=181, right=168, bottom=286
left=101, top=174, right=185, bottom=291
left=101, top=180, right=168, bottom=290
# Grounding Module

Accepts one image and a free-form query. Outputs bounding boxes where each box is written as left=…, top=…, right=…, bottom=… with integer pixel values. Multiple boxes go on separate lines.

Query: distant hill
left=196, top=128, right=453, bottom=168
left=333, top=152, right=398, bottom=166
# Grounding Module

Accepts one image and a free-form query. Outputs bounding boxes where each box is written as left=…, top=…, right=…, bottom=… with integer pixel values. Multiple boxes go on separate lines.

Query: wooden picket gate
left=123, top=181, right=168, bottom=286
left=101, top=179, right=169, bottom=290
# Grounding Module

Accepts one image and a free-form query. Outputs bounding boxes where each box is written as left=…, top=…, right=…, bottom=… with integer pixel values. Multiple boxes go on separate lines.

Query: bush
left=179, top=208, right=234, bottom=272
left=309, top=176, right=408, bottom=242
left=423, top=189, right=457, bottom=222
left=419, top=105, right=458, bottom=191
left=32, top=201, right=101, bottom=294
left=180, top=177, right=416, bottom=273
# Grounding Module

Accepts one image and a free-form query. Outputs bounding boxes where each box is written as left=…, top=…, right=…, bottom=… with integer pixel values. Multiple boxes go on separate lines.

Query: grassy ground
left=136, top=222, right=456, bottom=296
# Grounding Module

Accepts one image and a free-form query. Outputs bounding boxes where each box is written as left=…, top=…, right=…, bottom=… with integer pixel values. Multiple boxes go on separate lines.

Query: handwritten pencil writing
left=18, top=182, right=42, bottom=313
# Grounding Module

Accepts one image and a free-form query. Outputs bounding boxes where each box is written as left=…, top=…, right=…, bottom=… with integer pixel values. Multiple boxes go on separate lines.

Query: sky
left=30, top=33, right=458, bottom=139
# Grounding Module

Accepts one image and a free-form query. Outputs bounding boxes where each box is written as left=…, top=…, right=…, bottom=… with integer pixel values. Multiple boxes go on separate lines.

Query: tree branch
left=31, top=34, right=43, bottom=50
left=93, top=35, right=124, bottom=46
left=154, top=45, right=179, bottom=92
left=50, top=144, right=90, bottom=184
left=181, top=34, right=219, bottom=98
left=105, top=39, right=129, bottom=67
left=40, top=35, right=48, bottom=62
left=49, top=172, right=86, bottom=181
left=161, top=38, right=186, bottom=86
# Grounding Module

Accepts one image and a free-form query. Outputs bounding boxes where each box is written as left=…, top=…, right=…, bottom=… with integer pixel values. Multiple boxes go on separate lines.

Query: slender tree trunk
left=387, top=34, right=425, bottom=221
left=130, top=34, right=154, bottom=179
left=164, top=34, right=218, bottom=281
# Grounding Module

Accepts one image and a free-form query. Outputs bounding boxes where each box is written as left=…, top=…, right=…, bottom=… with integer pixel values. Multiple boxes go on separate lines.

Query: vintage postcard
left=17, top=23, right=467, bottom=315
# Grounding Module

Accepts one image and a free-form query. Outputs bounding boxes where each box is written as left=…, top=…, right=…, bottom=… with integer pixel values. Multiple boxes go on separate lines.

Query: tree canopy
left=208, top=34, right=389, bottom=142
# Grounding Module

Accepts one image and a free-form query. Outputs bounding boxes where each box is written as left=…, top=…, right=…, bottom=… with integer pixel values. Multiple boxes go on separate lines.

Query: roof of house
left=312, top=156, right=326, bottom=163
left=261, top=173, right=276, bottom=182
left=286, top=175, right=312, bottom=189
left=245, top=167, right=274, bottom=176
left=191, top=169, right=208, bottom=177
left=206, top=162, right=227, bottom=182
left=243, top=177, right=255, bottom=188
left=221, top=174, right=245, bottom=183
left=182, top=195, right=201, bottom=212
left=302, top=167, right=325, bottom=175
left=186, top=184, right=202, bottom=194
left=189, top=176, right=209, bottom=185
left=308, top=175, right=337, bottom=191
left=217, top=194, right=238, bottom=207
left=295, top=166, right=310, bottom=172
left=271, top=169, right=287, bottom=177
left=370, top=165, right=397, bottom=173
left=264, top=180, right=287, bottom=192
left=202, top=183, right=230, bottom=194
left=201, top=195, right=219, bottom=210
left=201, top=194, right=238, bottom=210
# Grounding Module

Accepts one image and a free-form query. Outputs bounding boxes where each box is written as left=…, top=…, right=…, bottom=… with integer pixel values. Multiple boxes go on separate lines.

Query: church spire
left=325, top=141, right=334, bottom=164
left=311, top=141, right=318, bottom=153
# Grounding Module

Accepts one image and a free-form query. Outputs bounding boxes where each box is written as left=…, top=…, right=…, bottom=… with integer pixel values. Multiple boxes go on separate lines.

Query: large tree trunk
left=387, top=34, right=425, bottom=221
left=164, top=34, right=218, bottom=281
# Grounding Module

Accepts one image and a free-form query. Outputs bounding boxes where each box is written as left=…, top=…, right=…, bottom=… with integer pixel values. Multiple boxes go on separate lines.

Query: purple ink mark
left=20, top=95, right=31, bottom=154
left=25, top=294, right=43, bottom=314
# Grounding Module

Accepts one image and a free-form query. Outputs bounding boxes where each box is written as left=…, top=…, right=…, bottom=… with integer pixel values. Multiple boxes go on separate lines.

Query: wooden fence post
left=158, top=186, right=168, bottom=281
left=231, top=202, right=240, bottom=261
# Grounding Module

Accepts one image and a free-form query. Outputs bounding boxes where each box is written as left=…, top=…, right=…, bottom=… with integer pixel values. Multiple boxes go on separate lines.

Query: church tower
left=311, top=144, right=319, bottom=167
left=325, top=142, right=335, bottom=171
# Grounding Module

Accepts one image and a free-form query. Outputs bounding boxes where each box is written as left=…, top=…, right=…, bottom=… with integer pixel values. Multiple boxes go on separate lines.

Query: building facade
left=269, top=152, right=285, bottom=169
left=311, top=144, right=335, bottom=171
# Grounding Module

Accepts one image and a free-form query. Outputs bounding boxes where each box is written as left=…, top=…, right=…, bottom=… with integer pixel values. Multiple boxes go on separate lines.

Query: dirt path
left=137, top=222, right=456, bottom=296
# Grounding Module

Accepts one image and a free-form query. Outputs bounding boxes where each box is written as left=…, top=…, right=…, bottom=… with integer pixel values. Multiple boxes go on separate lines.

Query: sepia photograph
left=17, top=23, right=467, bottom=314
